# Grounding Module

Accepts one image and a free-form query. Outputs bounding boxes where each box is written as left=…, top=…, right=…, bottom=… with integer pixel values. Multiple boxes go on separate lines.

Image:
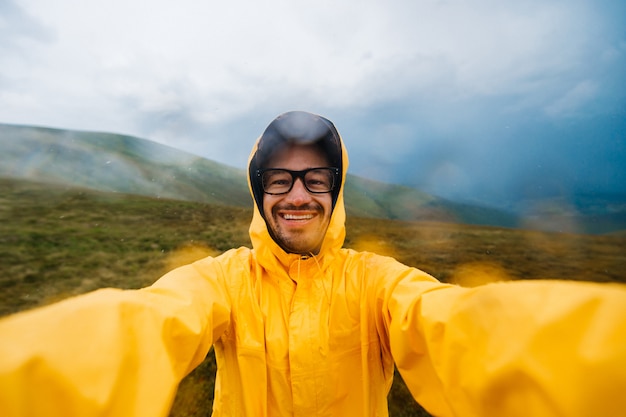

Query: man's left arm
left=378, top=260, right=626, bottom=417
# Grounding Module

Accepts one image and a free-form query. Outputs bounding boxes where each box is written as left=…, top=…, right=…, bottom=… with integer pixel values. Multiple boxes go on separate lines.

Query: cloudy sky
left=2, top=0, right=625, bottom=209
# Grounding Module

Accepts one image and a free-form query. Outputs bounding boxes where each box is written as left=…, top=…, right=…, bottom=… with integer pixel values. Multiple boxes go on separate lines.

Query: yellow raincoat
left=1, top=116, right=626, bottom=417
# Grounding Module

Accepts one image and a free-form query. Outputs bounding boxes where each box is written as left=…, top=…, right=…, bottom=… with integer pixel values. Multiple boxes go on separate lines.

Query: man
left=1, top=111, right=625, bottom=417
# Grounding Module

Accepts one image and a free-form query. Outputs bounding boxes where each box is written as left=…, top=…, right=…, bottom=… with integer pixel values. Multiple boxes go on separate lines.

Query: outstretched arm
left=0, top=258, right=231, bottom=417
left=380, top=261, right=626, bottom=417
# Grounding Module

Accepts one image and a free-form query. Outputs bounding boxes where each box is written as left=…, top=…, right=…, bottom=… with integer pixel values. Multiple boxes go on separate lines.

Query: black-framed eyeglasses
left=257, top=167, right=339, bottom=195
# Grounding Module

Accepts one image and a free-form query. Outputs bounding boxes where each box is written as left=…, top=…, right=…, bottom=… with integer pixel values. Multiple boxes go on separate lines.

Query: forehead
left=264, top=144, right=329, bottom=169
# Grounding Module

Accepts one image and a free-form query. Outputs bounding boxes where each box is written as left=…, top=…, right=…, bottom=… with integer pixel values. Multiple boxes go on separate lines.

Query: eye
left=270, top=177, right=290, bottom=186
left=305, top=169, right=333, bottom=190
left=262, top=170, right=293, bottom=192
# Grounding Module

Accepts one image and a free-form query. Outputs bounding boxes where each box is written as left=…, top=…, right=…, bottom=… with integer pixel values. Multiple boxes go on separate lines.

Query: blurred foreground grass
left=1, top=178, right=625, bottom=417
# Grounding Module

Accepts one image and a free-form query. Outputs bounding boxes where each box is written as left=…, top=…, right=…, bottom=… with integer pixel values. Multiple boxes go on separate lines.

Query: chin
left=281, top=240, right=322, bottom=255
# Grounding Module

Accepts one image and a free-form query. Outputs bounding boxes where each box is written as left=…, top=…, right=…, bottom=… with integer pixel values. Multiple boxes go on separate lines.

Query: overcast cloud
left=1, top=0, right=625, bottom=209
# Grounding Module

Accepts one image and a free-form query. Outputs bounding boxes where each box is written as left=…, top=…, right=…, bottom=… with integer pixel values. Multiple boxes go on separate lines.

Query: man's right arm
left=0, top=254, right=232, bottom=417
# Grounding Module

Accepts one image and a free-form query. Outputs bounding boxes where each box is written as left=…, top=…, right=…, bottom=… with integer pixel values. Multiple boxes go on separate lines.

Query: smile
left=282, top=213, right=314, bottom=220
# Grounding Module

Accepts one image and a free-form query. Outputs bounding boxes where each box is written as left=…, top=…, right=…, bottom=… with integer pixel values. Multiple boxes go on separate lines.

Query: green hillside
left=0, top=124, right=252, bottom=207
left=0, top=123, right=521, bottom=229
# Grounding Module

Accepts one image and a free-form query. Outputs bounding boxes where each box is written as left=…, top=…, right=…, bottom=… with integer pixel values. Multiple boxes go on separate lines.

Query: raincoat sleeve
left=0, top=255, right=231, bottom=417
left=377, top=258, right=626, bottom=417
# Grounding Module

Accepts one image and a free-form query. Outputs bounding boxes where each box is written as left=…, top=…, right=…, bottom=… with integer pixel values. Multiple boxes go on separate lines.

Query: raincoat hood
left=247, top=111, right=349, bottom=267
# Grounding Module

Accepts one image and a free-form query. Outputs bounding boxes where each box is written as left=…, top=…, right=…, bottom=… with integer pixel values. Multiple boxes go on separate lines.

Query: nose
left=285, top=177, right=312, bottom=206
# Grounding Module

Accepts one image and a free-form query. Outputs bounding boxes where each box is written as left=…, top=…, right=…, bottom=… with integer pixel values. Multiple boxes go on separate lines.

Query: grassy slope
left=0, top=124, right=252, bottom=207
left=1, top=178, right=625, bottom=416
left=4, top=123, right=626, bottom=233
left=1, top=123, right=522, bottom=230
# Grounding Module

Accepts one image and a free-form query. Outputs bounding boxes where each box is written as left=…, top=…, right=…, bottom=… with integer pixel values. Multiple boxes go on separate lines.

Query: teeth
left=283, top=213, right=313, bottom=220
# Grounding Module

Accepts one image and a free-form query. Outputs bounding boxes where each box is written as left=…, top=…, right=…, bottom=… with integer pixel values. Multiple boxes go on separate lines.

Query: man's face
left=262, top=144, right=333, bottom=255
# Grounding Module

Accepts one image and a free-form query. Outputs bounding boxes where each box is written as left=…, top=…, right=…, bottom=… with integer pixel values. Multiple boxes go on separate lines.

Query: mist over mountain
left=0, top=124, right=253, bottom=207
left=1, top=123, right=623, bottom=233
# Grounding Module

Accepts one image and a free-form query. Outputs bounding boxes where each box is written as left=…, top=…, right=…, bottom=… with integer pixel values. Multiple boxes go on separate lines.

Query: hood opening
left=249, top=111, right=343, bottom=220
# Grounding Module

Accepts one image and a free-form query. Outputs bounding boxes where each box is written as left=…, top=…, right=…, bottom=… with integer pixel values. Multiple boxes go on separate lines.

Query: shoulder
left=191, top=246, right=253, bottom=274
left=339, top=248, right=407, bottom=270
left=337, top=248, right=438, bottom=287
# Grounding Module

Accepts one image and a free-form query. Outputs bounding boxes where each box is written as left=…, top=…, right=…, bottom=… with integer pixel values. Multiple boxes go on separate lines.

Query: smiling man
left=1, top=111, right=626, bottom=417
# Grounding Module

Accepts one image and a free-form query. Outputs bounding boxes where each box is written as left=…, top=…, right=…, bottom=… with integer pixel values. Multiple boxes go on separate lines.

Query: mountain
left=0, top=124, right=251, bottom=207
left=3, top=122, right=622, bottom=233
